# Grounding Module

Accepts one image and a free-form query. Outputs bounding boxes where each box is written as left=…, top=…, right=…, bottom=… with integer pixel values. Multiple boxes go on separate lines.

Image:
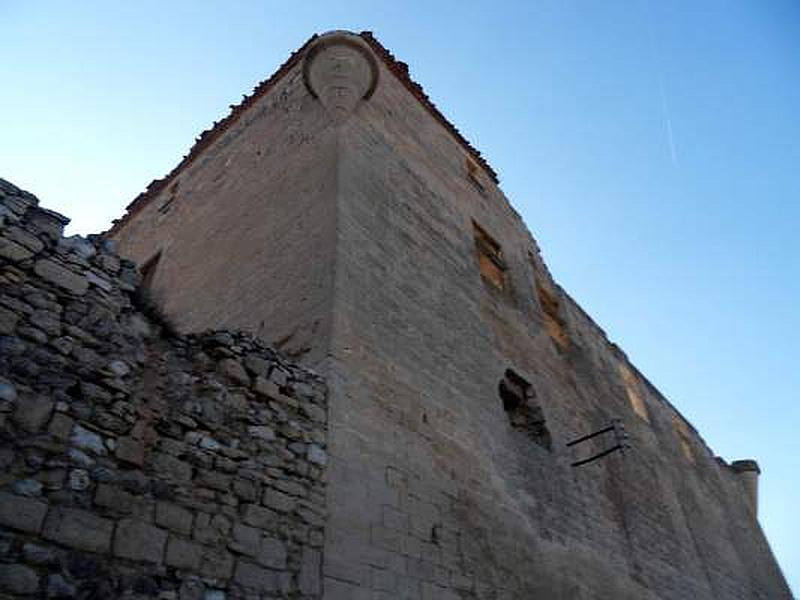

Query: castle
left=0, top=30, right=791, bottom=599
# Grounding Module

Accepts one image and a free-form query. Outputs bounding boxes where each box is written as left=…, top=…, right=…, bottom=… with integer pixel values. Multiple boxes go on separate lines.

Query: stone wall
left=0, top=178, right=328, bottom=599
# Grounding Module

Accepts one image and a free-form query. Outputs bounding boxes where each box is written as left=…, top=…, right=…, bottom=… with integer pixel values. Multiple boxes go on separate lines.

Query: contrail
left=657, top=74, right=678, bottom=165
left=645, top=0, right=678, bottom=166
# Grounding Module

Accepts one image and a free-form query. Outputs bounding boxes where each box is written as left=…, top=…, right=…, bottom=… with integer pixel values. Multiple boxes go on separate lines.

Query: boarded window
left=473, top=221, right=506, bottom=289
left=619, top=363, right=649, bottom=422
left=535, top=279, right=569, bottom=350
left=499, top=369, right=551, bottom=451
left=672, top=416, right=694, bottom=463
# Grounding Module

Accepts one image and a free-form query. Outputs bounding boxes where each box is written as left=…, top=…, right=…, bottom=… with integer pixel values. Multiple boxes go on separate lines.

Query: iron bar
left=571, top=444, right=624, bottom=467
left=565, top=424, right=615, bottom=447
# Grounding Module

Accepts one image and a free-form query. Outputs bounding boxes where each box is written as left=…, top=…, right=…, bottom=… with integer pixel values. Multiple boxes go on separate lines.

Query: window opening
left=473, top=221, right=506, bottom=289
left=140, top=251, right=162, bottom=291
left=535, top=279, right=569, bottom=350
left=499, top=369, right=551, bottom=451
left=672, top=416, right=694, bottom=463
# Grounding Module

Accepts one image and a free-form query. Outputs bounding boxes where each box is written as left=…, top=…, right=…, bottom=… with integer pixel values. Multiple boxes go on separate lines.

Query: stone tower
left=108, top=31, right=791, bottom=599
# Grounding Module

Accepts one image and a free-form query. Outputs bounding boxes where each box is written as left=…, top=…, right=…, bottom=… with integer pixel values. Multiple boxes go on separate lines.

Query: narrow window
left=672, top=416, right=694, bottom=463
left=535, top=279, right=569, bottom=350
left=473, top=221, right=506, bottom=289
left=499, top=369, right=552, bottom=451
left=619, top=363, right=650, bottom=422
left=140, top=251, right=162, bottom=291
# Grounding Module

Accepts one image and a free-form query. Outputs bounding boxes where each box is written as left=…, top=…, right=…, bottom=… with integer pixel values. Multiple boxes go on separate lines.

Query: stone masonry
left=0, top=178, right=327, bottom=599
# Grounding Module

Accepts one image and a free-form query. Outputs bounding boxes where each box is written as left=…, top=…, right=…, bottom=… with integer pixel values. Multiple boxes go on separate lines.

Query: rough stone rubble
left=0, top=178, right=327, bottom=599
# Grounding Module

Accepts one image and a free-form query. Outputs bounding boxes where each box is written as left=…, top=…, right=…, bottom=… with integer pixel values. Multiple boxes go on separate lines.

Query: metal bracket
left=566, top=418, right=631, bottom=467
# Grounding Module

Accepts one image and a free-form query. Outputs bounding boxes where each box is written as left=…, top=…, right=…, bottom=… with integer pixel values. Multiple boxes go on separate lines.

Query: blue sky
left=2, top=0, right=798, bottom=592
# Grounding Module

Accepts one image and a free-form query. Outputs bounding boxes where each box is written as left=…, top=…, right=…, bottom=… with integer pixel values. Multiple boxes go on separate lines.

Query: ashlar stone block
left=0, top=491, right=47, bottom=533
left=155, top=501, right=194, bottom=535
left=42, top=507, right=114, bottom=553
left=113, top=518, right=167, bottom=563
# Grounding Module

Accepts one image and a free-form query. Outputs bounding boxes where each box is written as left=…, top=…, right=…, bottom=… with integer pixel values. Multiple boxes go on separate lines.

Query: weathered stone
left=232, top=561, right=280, bottom=593
left=33, top=259, right=88, bottom=295
left=307, top=444, right=327, bottom=466
left=262, top=489, right=295, bottom=513
left=243, top=354, right=270, bottom=377
left=255, top=536, right=286, bottom=569
left=252, top=375, right=280, bottom=398
left=98, top=253, right=120, bottom=274
left=198, top=435, right=221, bottom=451
left=152, top=452, right=193, bottom=481
left=0, top=378, right=17, bottom=402
left=192, top=512, right=222, bottom=545
left=46, top=573, right=76, bottom=598
left=0, top=491, right=47, bottom=533
left=274, top=479, right=307, bottom=497
left=155, top=502, right=194, bottom=535
left=86, top=270, right=113, bottom=291
left=0, top=237, right=35, bottom=261
left=116, top=436, right=145, bottom=466
left=232, top=478, right=258, bottom=502
left=30, top=309, right=62, bottom=336
left=241, top=504, right=278, bottom=530
left=288, top=441, right=306, bottom=455
left=61, top=235, right=95, bottom=259
left=179, top=578, right=205, bottom=600
left=70, top=424, right=107, bottom=455
left=0, top=564, right=40, bottom=595
left=68, top=468, right=91, bottom=491
left=68, top=447, right=94, bottom=467
left=200, top=546, right=235, bottom=580
left=22, top=543, right=60, bottom=565
left=6, top=225, right=45, bottom=251
left=302, top=402, right=326, bottom=423
left=0, top=306, right=18, bottom=334
left=107, top=359, right=131, bottom=377
left=13, top=478, right=43, bottom=497
left=27, top=207, right=69, bottom=240
left=248, top=425, right=276, bottom=441
left=51, top=336, right=73, bottom=355
left=42, top=507, right=113, bottom=553
left=113, top=518, right=167, bottom=563
left=165, top=536, right=203, bottom=571
left=229, top=522, right=260, bottom=556
left=94, top=483, right=135, bottom=511
left=12, top=395, right=53, bottom=432
left=18, top=324, right=48, bottom=344
left=48, top=412, right=74, bottom=441
left=217, top=358, right=249, bottom=386
left=38, top=468, right=66, bottom=491
left=196, top=469, right=231, bottom=492
left=269, top=369, right=288, bottom=387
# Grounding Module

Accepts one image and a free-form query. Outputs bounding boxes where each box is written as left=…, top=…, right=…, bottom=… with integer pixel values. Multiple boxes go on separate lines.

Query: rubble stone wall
left=0, top=179, right=328, bottom=599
